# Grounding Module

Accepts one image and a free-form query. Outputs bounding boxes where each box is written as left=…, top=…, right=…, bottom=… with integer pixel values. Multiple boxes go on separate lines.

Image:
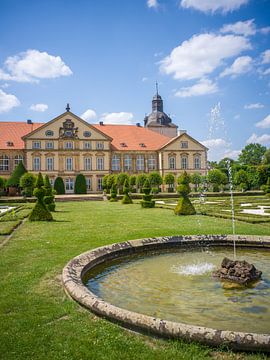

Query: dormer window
left=139, top=143, right=146, bottom=148
left=6, top=141, right=14, bottom=147
left=120, top=142, right=127, bottom=147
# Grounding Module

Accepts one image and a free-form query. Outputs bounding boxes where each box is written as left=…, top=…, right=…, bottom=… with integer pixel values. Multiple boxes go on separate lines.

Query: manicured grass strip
left=0, top=219, right=22, bottom=235
left=0, top=201, right=269, bottom=360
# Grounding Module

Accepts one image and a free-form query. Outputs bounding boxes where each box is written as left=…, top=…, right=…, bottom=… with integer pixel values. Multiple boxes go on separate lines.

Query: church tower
left=144, top=84, right=178, bottom=138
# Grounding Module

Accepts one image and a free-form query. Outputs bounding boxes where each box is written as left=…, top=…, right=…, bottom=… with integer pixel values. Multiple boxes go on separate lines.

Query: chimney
left=27, top=119, right=33, bottom=124
left=99, top=121, right=104, bottom=126
left=136, top=123, right=141, bottom=127
left=178, top=129, right=187, bottom=135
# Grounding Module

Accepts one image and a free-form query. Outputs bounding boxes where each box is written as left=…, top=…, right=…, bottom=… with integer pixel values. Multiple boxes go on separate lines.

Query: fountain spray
left=226, top=159, right=236, bottom=259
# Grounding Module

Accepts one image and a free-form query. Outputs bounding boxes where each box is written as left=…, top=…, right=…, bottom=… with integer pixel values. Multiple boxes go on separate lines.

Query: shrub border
left=62, top=235, right=270, bottom=353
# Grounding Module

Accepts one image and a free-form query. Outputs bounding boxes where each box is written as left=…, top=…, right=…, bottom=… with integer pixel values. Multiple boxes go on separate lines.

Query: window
left=83, top=131, right=91, bottom=137
left=96, top=157, right=104, bottom=170
left=66, top=157, right=73, bottom=171
left=32, top=141, right=41, bottom=149
left=180, top=141, right=188, bottom=149
left=96, top=141, right=104, bottom=150
left=84, top=141, right=91, bottom=149
left=86, top=177, right=92, bottom=191
left=112, top=154, right=120, bottom=171
left=136, top=155, right=144, bottom=171
left=46, top=141, right=54, bottom=149
left=65, top=178, right=74, bottom=192
left=0, top=155, right=9, bottom=171
left=14, top=155, right=23, bottom=167
left=194, top=156, right=201, bottom=169
left=33, top=157, right=40, bottom=171
left=124, top=155, right=132, bottom=171
left=97, top=177, right=103, bottom=191
left=148, top=155, right=156, bottom=170
left=64, top=141, right=73, bottom=149
left=84, top=157, right=92, bottom=171
left=46, top=157, right=54, bottom=171
left=169, top=156, right=176, bottom=170
left=181, top=156, right=188, bottom=169
left=45, top=130, right=54, bottom=136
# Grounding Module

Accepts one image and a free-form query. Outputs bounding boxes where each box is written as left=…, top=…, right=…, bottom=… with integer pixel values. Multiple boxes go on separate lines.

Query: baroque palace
left=0, top=92, right=208, bottom=193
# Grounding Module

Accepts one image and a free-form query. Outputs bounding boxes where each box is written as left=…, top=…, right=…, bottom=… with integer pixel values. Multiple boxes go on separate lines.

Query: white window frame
left=33, top=157, right=41, bottom=171
left=32, top=141, right=41, bottom=149
left=169, top=156, right=176, bottom=170
left=96, top=142, right=104, bottom=150
left=124, top=155, right=132, bottom=171
left=64, top=141, right=73, bottom=149
left=96, top=157, right=104, bottom=171
left=84, top=157, right=92, bottom=171
left=136, top=155, right=144, bottom=171
left=84, top=141, right=92, bottom=149
left=46, top=157, right=54, bottom=171
left=148, top=155, right=156, bottom=171
left=45, top=141, right=54, bottom=150
left=0, top=155, right=9, bottom=171
left=180, top=141, right=188, bottom=149
left=66, top=157, right=73, bottom=171
left=97, top=177, right=103, bottom=191
left=65, top=178, right=74, bottom=192
left=112, top=154, right=121, bottom=171
left=14, top=155, right=23, bottom=167
left=86, top=177, right=92, bottom=191
left=194, top=156, right=201, bottom=169
left=181, top=156, right=188, bottom=169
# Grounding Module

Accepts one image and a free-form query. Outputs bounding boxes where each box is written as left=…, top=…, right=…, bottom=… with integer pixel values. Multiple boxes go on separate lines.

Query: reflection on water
left=85, top=248, right=270, bottom=334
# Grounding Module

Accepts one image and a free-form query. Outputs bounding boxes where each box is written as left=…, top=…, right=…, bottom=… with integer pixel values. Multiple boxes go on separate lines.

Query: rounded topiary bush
left=75, top=174, right=87, bottom=194
left=54, top=176, right=65, bottom=194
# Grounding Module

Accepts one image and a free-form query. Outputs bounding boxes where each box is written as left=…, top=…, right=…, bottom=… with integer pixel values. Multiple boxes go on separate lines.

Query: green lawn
left=0, top=201, right=269, bottom=360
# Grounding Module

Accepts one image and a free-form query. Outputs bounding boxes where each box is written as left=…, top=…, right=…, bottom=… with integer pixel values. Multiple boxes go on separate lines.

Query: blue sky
left=0, top=0, right=270, bottom=160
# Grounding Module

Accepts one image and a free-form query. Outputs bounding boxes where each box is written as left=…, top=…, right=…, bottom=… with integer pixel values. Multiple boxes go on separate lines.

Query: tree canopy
left=238, top=143, right=267, bottom=166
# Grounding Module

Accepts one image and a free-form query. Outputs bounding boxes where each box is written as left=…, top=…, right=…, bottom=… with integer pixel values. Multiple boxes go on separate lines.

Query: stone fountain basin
left=62, top=235, right=270, bottom=353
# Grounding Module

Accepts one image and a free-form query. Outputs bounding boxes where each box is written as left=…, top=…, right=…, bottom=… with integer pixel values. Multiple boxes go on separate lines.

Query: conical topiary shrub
left=75, top=174, right=87, bottom=194
left=54, top=176, right=65, bottom=194
left=122, top=179, right=133, bottom=204
left=6, top=161, right=27, bottom=195
left=174, top=171, right=196, bottom=215
left=141, top=179, right=155, bottom=208
left=29, top=173, right=53, bottom=221
left=43, top=175, right=56, bottom=211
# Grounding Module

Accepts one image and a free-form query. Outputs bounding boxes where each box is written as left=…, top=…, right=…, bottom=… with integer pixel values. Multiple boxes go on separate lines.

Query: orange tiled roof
left=93, top=124, right=171, bottom=151
left=0, top=122, right=43, bottom=150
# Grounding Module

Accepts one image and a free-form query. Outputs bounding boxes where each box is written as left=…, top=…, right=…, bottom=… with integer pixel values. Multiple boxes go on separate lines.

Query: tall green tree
left=75, top=174, right=87, bottom=194
left=190, top=173, right=202, bottom=192
left=54, top=177, right=65, bottom=194
left=19, top=173, right=36, bottom=197
left=262, top=149, right=270, bottom=164
left=207, top=169, right=227, bottom=192
left=234, top=169, right=248, bottom=191
left=6, top=161, right=27, bottom=188
left=238, top=143, right=267, bottom=166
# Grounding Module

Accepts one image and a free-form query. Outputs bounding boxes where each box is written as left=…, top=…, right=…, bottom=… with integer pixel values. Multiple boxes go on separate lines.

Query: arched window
left=181, top=156, right=188, bottom=169
left=14, top=155, right=24, bottom=167
left=0, top=155, right=9, bottom=171
left=169, top=156, right=176, bottom=170
left=194, top=155, right=201, bottom=169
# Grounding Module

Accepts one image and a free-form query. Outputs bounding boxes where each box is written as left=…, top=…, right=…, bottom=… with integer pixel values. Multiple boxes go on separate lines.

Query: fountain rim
left=62, top=235, right=270, bottom=353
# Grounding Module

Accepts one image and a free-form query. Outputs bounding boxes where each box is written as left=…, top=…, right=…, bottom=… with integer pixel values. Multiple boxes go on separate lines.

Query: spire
left=66, top=103, right=70, bottom=112
left=155, top=81, right=159, bottom=95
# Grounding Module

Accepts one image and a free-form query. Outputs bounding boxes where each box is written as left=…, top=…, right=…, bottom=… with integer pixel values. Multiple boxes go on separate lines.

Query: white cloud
left=80, top=109, right=97, bottom=121
left=261, top=50, right=270, bottom=64
left=30, top=103, right=48, bottom=112
left=262, top=68, right=270, bottom=76
left=0, top=89, right=20, bottom=113
left=220, top=56, right=252, bottom=77
left=255, top=114, right=270, bottom=129
left=260, top=27, right=270, bottom=35
left=100, top=112, right=134, bottom=125
left=0, top=49, right=72, bottom=83
left=220, top=19, right=256, bottom=37
left=246, top=133, right=270, bottom=145
left=201, top=138, right=231, bottom=161
left=180, top=0, right=249, bottom=14
left=160, top=33, right=251, bottom=80
left=244, top=103, right=264, bottom=109
left=175, top=78, right=218, bottom=97
left=224, top=149, right=241, bottom=159
left=147, top=0, right=159, bottom=8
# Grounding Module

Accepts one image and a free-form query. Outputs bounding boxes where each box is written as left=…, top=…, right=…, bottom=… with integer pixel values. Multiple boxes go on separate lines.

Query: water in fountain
left=226, top=159, right=236, bottom=259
